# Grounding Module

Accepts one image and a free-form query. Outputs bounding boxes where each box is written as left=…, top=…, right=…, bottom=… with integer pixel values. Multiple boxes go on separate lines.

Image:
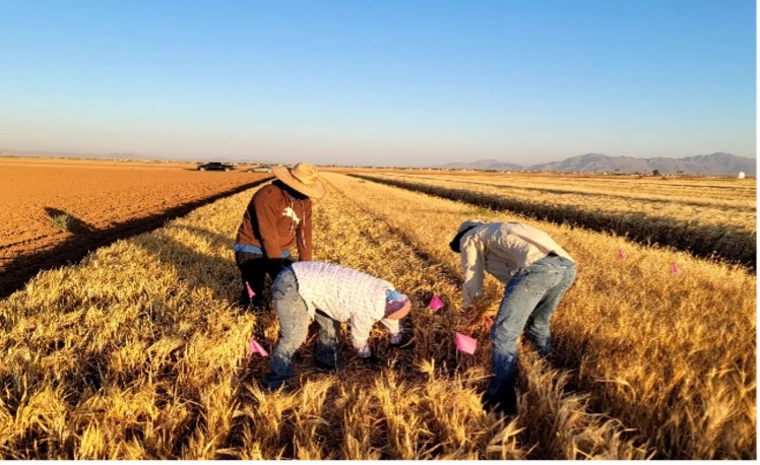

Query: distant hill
left=437, top=152, right=755, bottom=176
left=530, top=152, right=755, bottom=176
left=438, top=159, right=523, bottom=171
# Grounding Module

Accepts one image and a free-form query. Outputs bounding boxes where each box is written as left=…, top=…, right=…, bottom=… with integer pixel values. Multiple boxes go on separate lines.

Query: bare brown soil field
left=0, top=157, right=270, bottom=296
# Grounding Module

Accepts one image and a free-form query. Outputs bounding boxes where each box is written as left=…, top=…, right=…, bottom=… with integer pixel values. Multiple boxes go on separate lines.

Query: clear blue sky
left=0, top=0, right=755, bottom=165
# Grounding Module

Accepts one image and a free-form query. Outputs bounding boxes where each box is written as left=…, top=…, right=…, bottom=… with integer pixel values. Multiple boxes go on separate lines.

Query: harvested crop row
left=328, top=172, right=756, bottom=459
left=385, top=172, right=755, bottom=210
left=351, top=174, right=756, bottom=269
left=347, top=168, right=757, bottom=198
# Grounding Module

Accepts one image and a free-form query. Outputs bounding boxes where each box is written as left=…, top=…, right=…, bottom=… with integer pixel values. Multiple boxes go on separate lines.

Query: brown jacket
left=235, top=181, right=313, bottom=260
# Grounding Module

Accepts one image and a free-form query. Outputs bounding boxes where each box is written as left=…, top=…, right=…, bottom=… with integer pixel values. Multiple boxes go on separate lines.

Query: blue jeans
left=487, top=255, right=576, bottom=398
left=264, top=267, right=342, bottom=390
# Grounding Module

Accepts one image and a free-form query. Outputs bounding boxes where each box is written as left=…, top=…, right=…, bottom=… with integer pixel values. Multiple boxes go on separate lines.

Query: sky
left=0, top=0, right=756, bottom=166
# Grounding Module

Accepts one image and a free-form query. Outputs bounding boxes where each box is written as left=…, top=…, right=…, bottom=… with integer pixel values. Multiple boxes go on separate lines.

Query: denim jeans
left=487, top=254, right=576, bottom=398
left=264, top=267, right=342, bottom=390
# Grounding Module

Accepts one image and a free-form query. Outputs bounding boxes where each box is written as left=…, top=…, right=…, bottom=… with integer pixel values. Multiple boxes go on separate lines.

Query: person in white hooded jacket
left=450, top=219, right=576, bottom=415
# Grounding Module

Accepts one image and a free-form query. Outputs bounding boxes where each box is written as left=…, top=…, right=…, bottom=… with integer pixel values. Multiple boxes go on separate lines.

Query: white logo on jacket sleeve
left=283, top=207, right=301, bottom=225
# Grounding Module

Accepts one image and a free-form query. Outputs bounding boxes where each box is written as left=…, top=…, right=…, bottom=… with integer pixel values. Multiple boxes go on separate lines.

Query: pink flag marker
left=671, top=263, right=680, bottom=274
left=455, top=332, right=477, bottom=355
left=429, top=295, right=445, bottom=312
left=245, top=281, right=256, bottom=299
left=248, top=338, right=269, bottom=357
left=617, top=249, right=625, bottom=259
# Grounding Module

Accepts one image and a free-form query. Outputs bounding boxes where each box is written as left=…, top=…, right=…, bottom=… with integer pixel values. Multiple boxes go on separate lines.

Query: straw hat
left=272, top=163, right=325, bottom=199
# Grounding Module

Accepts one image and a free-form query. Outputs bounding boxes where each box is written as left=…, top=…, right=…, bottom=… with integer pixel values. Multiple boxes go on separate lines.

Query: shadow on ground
left=43, top=207, right=96, bottom=234
left=0, top=177, right=272, bottom=299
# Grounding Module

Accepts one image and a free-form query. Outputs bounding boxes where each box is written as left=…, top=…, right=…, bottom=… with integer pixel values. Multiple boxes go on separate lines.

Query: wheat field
left=353, top=172, right=756, bottom=268
left=374, top=171, right=757, bottom=207
left=0, top=172, right=755, bottom=459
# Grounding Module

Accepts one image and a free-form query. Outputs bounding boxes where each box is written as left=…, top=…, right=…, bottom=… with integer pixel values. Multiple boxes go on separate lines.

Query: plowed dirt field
left=0, top=157, right=270, bottom=295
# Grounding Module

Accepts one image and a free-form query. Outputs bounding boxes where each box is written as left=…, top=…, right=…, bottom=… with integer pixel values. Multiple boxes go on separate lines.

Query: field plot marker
left=428, top=294, right=445, bottom=311
left=617, top=249, right=625, bottom=258
left=671, top=263, right=680, bottom=274
left=245, top=281, right=256, bottom=298
left=454, top=332, right=477, bottom=355
left=248, top=338, right=269, bottom=357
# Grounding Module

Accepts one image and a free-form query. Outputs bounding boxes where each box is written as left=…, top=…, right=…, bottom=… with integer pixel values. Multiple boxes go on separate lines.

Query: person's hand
left=389, top=331, right=413, bottom=349
left=356, top=343, right=371, bottom=358
left=360, top=353, right=381, bottom=366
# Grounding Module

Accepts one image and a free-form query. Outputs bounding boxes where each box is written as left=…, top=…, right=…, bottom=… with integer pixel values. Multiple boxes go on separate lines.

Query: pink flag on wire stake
left=455, top=332, right=477, bottom=355
left=248, top=338, right=268, bottom=357
left=617, top=249, right=625, bottom=259
left=429, top=295, right=445, bottom=312
left=671, top=263, right=680, bottom=274
left=245, top=281, right=256, bottom=299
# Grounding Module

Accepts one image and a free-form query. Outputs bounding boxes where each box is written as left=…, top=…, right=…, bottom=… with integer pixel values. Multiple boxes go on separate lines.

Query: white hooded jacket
left=460, top=221, right=573, bottom=308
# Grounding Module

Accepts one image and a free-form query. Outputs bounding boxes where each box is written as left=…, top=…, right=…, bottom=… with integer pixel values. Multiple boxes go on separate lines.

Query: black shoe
left=315, top=359, right=338, bottom=372
left=264, top=380, right=294, bottom=394
left=250, top=299, right=268, bottom=314
left=238, top=294, right=251, bottom=311
left=482, top=388, right=518, bottom=417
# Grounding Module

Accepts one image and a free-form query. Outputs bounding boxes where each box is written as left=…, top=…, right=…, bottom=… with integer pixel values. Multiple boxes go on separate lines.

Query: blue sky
left=0, top=0, right=755, bottom=165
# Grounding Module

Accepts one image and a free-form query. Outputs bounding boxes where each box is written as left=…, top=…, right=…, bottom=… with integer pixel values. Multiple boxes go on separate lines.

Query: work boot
left=482, top=387, right=518, bottom=417
left=315, top=359, right=338, bottom=372
left=315, top=347, right=341, bottom=372
left=263, top=376, right=294, bottom=394
left=250, top=298, right=269, bottom=314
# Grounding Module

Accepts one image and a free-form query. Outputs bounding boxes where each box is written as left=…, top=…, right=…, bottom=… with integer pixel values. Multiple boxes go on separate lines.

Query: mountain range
left=1, top=148, right=755, bottom=176
left=438, top=152, right=755, bottom=176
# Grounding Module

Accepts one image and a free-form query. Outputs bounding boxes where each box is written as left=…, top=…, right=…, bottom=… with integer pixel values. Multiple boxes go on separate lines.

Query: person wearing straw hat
left=264, top=261, right=412, bottom=391
left=234, top=163, right=325, bottom=312
left=449, top=219, right=576, bottom=416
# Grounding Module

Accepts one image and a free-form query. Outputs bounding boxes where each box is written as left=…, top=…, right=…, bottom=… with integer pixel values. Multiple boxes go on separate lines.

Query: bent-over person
left=264, top=261, right=411, bottom=390
left=450, top=220, right=576, bottom=415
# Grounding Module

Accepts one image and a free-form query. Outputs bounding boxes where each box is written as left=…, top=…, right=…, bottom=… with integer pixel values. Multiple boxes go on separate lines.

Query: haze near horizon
left=0, top=0, right=755, bottom=166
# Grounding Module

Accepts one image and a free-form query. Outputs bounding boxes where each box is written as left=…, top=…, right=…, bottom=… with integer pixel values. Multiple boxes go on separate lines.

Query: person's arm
left=380, top=319, right=403, bottom=344
left=253, top=188, right=283, bottom=258
left=349, top=314, right=373, bottom=357
left=296, top=200, right=313, bottom=261
left=349, top=289, right=387, bottom=357
left=461, top=233, right=485, bottom=309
